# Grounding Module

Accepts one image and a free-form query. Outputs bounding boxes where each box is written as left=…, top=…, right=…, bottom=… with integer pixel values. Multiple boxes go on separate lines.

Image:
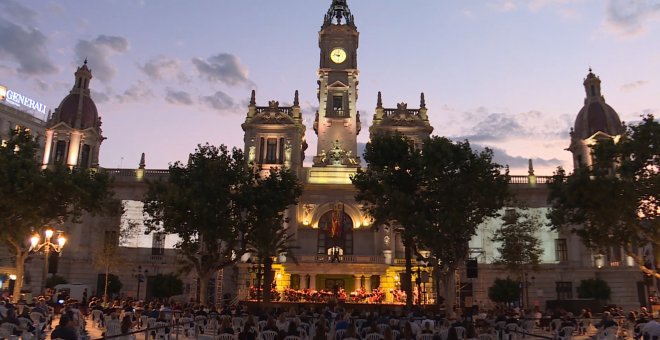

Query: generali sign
left=0, top=85, right=47, bottom=114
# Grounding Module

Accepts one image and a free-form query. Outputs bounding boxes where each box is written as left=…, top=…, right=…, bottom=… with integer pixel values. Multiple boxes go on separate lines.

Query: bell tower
left=313, top=0, right=361, bottom=167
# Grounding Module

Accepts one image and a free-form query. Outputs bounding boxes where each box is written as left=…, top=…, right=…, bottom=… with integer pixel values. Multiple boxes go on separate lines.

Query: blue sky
left=1, top=0, right=658, bottom=174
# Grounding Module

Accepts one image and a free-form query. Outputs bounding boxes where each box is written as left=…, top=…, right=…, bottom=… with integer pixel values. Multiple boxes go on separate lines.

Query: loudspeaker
left=466, top=259, right=478, bottom=278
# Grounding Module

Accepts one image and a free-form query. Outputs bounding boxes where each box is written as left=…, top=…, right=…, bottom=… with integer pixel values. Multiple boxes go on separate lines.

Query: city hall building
left=8, top=0, right=653, bottom=311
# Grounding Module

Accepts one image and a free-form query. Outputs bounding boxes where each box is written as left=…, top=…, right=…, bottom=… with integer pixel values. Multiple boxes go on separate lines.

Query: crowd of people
left=1, top=293, right=660, bottom=340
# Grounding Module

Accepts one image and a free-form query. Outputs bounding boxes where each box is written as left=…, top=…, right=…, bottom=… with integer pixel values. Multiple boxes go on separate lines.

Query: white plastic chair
left=260, top=330, right=278, bottom=340
left=418, top=333, right=435, bottom=340
left=155, top=321, right=170, bottom=340
left=455, top=326, right=467, bottom=340
left=106, top=319, right=122, bottom=337
left=284, top=336, right=301, bottom=340
left=218, top=333, right=236, bottom=340
left=557, top=326, right=574, bottom=340
left=364, top=333, right=384, bottom=340
left=336, top=329, right=347, bottom=340
left=478, top=334, right=494, bottom=340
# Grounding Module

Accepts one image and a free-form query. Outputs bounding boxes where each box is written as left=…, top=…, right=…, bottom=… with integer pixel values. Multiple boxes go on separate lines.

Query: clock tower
left=313, top=0, right=361, bottom=167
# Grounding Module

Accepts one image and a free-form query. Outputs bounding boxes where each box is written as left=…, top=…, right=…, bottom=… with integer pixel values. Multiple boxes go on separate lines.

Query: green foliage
left=0, top=128, right=116, bottom=301
left=144, top=143, right=250, bottom=303
left=491, top=208, right=544, bottom=276
left=352, top=134, right=509, bottom=309
left=106, top=274, right=122, bottom=295
left=143, top=143, right=302, bottom=303
left=149, top=273, right=183, bottom=298
left=577, top=278, right=611, bottom=301
left=240, top=167, right=302, bottom=303
left=548, top=115, right=659, bottom=277
left=45, top=275, right=68, bottom=289
left=488, top=277, right=521, bottom=304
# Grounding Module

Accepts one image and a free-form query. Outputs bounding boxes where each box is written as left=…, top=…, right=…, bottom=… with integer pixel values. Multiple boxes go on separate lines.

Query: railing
left=103, top=168, right=170, bottom=177
left=508, top=175, right=554, bottom=184
left=382, top=108, right=420, bottom=116
left=298, top=255, right=385, bottom=264
left=255, top=106, right=293, bottom=115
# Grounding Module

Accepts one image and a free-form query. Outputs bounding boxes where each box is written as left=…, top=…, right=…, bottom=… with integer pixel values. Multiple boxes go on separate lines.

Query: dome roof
left=55, top=93, right=99, bottom=129
left=574, top=101, right=622, bottom=139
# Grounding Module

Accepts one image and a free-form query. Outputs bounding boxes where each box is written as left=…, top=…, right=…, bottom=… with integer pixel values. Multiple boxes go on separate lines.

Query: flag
left=331, top=206, right=339, bottom=238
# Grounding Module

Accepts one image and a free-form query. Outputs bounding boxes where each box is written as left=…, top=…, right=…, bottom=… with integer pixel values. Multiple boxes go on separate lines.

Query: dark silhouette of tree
left=548, top=115, right=659, bottom=278
left=491, top=208, right=544, bottom=277
left=352, top=134, right=508, bottom=310
left=488, top=277, right=521, bottom=305
left=0, top=128, right=115, bottom=302
left=240, top=167, right=302, bottom=304
left=143, top=144, right=250, bottom=304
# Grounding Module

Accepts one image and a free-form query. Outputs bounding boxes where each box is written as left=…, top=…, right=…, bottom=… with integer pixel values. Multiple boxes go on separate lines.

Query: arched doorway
left=317, top=210, right=353, bottom=255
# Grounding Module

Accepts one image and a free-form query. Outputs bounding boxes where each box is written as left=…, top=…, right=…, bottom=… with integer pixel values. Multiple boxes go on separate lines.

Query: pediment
left=328, top=80, right=349, bottom=89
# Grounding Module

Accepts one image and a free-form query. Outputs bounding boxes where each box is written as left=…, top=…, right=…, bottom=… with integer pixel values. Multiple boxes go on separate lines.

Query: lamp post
left=132, top=265, right=148, bottom=301
left=30, top=228, right=66, bottom=294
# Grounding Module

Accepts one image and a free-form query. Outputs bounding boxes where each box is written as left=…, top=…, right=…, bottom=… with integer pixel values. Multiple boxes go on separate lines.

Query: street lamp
left=30, top=228, right=66, bottom=294
left=132, top=265, right=148, bottom=301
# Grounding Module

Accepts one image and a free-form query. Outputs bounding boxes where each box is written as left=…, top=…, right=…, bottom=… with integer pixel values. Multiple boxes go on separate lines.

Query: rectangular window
left=290, top=274, right=300, bottom=290
left=266, top=138, right=277, bottom=163
left=556, top=281, right=572, bottom=300
left=555, top=239, right=568, bottom=262
left=152, top=232, right=165, bottom=256
left=259, top=137, right=265, bottom=164
left=332, top=96, right=344, bottom=116
left=279, top=138, right=285, bottom=164
left=608, top=247, right=622, bottom=267
left=317, top=233, right=326, bottom=255
left=104, top=230, right=118, bottom=247
left=80, top=144, right=91, bottom=169
left=55, top=140, right=67, bottom=163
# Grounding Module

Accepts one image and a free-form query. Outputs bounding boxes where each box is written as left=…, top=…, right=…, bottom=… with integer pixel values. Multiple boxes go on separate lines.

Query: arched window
left=317, top=209, right=353, bottom=255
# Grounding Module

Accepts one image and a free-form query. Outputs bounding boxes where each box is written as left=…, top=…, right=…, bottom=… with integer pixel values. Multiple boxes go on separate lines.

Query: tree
left=143, top=144, right=250, bottom=304
left=241, top=167, right=302, bottom=304
left=0, top=128, right=115, bottom=302
left=149, top=273, right=183, bottom=299
left=488, top=277, right=521, bottom=305
left=92, top=225, right=127, bottom=304
left=104, top=273, right=122, bottom=297
left=45, top=275, right=68, bottom=289
left=491, top=208, right=544, bottom=278
left=548, top=115, right=659, bottom=278
left=577, top=278, right=611, bottom=301
left=415, top=137, right=509, bottom=310
left=352, top=133, right=424, bottom=309
left=352, top=134, right=509, bottom=310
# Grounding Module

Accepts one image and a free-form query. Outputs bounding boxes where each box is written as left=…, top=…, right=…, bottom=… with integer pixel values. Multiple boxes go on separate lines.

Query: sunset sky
left=1, top=0, right=658, bottom=174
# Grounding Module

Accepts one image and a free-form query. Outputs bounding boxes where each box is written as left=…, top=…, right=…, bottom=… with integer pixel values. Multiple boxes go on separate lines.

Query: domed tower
left=370, top=92, right=434, bottom=146
left=42, top=60, right=104, bottom=169
left=568, top=69, right=624, bottom=169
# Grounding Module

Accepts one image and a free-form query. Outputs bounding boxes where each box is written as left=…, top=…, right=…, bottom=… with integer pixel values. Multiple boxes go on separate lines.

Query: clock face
left=330, top=48, right=347, bottom=64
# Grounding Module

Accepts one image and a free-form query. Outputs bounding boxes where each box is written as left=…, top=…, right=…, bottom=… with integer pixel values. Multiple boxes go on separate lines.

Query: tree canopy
left=0, top=128, right=115, bottom=301
left=352, top=133, right=509, bottom=310
left=143, top=143, right=251, bottom=304
left=548, top=114, right=659, bottom=278
left=240, top=167, right=302, bottom=303
left=491, top=208, right=544, bottom=277
left=488, top=277, right=521, bottom=305
left=149, top=273, right=184, bottom=298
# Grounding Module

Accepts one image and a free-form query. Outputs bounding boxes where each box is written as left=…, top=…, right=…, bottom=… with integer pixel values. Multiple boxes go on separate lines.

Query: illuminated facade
left=12, top=0, right=649, bottom=310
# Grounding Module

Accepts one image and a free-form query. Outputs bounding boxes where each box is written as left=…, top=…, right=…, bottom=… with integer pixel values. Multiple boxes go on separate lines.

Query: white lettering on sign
left=3, top=89, right=47, bottom=114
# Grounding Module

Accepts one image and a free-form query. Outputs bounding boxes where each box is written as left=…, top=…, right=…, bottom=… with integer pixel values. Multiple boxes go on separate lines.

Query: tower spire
left=377, top=91, right=383, bottom=109
left=323, top=0, right=355, bottom=27
left=293, top=90, right=299, bottom=107
left=420, top=92, right=426, bottom=109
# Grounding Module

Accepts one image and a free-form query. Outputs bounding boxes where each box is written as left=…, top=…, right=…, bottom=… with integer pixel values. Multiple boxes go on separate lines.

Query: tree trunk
left=12, top=253, right=26, bottom=303
left=104, top=263, right=110, bottom=304
left=433, top=264, right=442, bottom=308
left=441, top=267, right=457, bottom=313
left=263, top=257, right=274, bottom=303
left=198, top=272, right=211, bottom=305
left=404, top=235, right=413, bottom=310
